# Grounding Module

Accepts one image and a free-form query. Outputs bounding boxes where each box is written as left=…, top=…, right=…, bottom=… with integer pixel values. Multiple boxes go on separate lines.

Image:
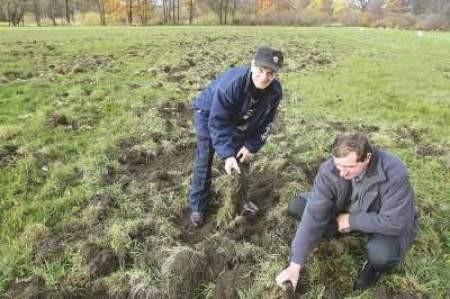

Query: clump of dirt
left=0, top=143, right=20, bottom=166
left=373, top=287, right=422, bottom=299
left=81, top=194, right=118, bottom=224
left=395, top=125, right=424, bottom=144
left=3, top=70, right=37, bottom=81
left=216, top=164, right=249, bottom=228
left=197, top=235, right=237, bottom=278
left=5, top=276, right=46, bottom=299
left=83, top=243, right=120, bottom=279
left=128, top=274, right=168, bottom=299
left=161, top=247, right=208, bottom=298
left=118, top=143, right=159, bottom=166
left=416, top=144, right=446, bottom=157
left=33, top=237, right=64, bottom=264
left=213, top=270, right=239, bottom=299
left=46, top=112, right=79, bottom=130
left=153, top=100, right=192, bottom=129
left=72, top=55, right=119, bottom=73
left=56, top=279, right=111, bottom=299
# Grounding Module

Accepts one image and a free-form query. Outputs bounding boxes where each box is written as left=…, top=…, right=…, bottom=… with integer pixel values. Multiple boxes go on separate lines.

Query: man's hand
left=336, top=213, right=351, bottom=233
left=236, top=146, right=254, bottom=164
left=224, top=157, right=241, bottom=175
left=275, top=262, right=302, bottom=291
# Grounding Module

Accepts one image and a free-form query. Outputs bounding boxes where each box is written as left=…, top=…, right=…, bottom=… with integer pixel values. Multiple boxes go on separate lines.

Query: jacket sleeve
left=349, top=174, right=415, bottom=236
left=291, top=165, right=336, bottom=266
left=244, top=97, right=280, bottom=153
left=208, top=86, right=238, bottom=159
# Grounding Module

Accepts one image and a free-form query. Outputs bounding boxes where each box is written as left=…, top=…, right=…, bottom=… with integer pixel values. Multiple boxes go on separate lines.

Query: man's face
left=251, top=64, right=277, bottom=89
left=332, top=151, right=371, bottom=180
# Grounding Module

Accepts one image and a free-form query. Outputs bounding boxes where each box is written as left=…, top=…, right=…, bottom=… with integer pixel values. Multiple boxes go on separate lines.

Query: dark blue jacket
left=291, top=149, right=419, bottom=265
left=193, top=66, right=282, bottom=159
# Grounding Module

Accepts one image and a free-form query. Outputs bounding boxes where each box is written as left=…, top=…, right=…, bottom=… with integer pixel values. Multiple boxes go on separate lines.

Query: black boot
left=353, top=261, right=382, bottom=291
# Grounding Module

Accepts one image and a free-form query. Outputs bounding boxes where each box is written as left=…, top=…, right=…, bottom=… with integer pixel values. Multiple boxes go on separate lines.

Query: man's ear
left=365, top=153, right=372, bottom=163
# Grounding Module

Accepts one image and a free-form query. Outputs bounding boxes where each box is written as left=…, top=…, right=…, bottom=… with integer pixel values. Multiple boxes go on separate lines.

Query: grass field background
left=0, top=26, right=449, bottom=298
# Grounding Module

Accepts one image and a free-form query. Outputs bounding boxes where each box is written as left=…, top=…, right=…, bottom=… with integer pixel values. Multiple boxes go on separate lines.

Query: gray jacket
left=291, top=149, right=419, bottom=265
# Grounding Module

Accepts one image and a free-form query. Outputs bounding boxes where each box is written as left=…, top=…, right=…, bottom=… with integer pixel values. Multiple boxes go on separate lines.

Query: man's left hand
left=336, top=213, right=351, bottom=233
left=237, top=146, right=254, bottom=163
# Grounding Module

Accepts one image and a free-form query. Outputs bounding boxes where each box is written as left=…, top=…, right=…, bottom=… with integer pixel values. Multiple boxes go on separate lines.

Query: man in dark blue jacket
left=276, top=133, right=419, bottom=292
left=189, top=46, right=284, bottom=227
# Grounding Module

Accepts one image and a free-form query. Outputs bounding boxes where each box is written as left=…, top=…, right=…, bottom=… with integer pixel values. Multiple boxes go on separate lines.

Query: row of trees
left=1, top=0, right=449, bottom=29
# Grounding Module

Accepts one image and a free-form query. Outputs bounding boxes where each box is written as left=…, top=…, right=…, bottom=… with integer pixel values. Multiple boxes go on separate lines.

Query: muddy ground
left=3, top=38, right=445, bottom=298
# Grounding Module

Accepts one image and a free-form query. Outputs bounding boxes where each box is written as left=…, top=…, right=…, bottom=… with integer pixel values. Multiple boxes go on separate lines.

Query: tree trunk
left=177, top=0, right=180, bottom=24
left=33, top=0, right=42, bottom=26
left=162, top=0, right=167, bottom=23
left=172, top=0, right=175, bottom=24
left=50, top=0, right=57, bottom=26
left=232, top=0, right=236, bottom=24
left=188, top=0, right=193, bottom=24
left=64, top=0, right=70, bottom=24
left=127, top=0, right=133, bottom=25
left=219, top=0, right=223, bottom=25
left=97, top=0, right=106, bottom=25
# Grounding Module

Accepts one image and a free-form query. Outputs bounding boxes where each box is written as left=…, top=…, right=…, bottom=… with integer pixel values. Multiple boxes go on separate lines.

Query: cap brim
left=255, top=62, right=280, bottom=72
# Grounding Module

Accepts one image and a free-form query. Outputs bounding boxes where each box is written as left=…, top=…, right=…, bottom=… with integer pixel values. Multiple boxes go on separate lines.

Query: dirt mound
left=416, top=144, right=446, bottom=157
left=84, top=243, right=120, bottom=279
left=33, top=237, right=64, bottom=264
left=161, top=247, right=207, bottom=298
left=213, top=270, right=239, bottom=299
left=0, top=143, right=21, bottom=167
left=373, top=287, right=422, bottom=299
left=4, top=276, right=46, bottom=299
left=46, top=112, right=79, bottom=130
left=81, top=194, right=118, bottom=224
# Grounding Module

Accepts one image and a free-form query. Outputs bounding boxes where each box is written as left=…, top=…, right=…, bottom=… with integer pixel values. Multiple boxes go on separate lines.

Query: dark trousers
left=189, top=110, right=215, bottom=213
left=288, top=194, right=402, bottom=272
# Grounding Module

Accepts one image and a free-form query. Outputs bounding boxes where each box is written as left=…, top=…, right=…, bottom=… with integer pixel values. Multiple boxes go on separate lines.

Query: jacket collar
left=358, top=148, right=386, bottom=189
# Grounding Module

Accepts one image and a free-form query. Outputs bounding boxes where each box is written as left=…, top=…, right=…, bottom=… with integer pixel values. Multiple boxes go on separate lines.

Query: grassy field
left=0, top=26, right=449, bottom=298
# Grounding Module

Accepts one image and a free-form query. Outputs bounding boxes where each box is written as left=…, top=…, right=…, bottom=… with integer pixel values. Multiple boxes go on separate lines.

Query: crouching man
left=276, top=132, right=419, bottom=291
left=189, top=46, right=284, bottom=227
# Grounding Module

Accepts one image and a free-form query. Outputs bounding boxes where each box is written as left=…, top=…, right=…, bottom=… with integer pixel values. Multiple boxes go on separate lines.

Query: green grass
left=1, top=26, right=449, bottom=297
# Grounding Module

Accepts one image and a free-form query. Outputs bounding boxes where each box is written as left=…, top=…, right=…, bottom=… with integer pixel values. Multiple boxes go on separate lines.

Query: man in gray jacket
left=276, top=132, right=419, bottom=291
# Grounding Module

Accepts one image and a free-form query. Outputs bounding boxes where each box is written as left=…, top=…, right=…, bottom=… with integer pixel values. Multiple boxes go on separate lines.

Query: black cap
left=253, top=46, right=284, bottom=72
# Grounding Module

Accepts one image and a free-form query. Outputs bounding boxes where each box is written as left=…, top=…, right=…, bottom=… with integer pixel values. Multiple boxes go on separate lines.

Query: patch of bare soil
left=395, top=125, right=425, bottom=145
left=4, top=276, right=46, bottom=299
left=0, top=143, right=21, bottom=167
left=161, top=247, right=208, bottom=298
left=33, top=237, right=64, bottom=265
left=2, top=70, right=37, bottom=81
left=46, top=112, right=79, bottom=131
left=373, top=287, right=423, bottom=299
left=416, top=144, right=447, bottom=157
left=84, top=243, right=120, bottom=279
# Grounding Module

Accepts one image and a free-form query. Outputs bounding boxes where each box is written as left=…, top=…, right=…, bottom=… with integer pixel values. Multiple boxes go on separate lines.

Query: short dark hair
left=332, top=133, right=372, bottom=162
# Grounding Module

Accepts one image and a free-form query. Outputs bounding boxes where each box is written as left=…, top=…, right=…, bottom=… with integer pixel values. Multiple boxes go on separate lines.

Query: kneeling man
left=276, top=132, right=419, bottom=291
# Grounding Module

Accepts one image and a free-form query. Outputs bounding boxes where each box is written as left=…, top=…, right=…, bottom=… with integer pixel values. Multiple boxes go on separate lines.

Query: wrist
left=289, top=262, right=302, bottom=272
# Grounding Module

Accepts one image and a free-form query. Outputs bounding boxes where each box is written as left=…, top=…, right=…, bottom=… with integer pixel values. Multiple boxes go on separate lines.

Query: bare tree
left=96, top=0, right=106, bottom=25
left=64, top=0, right=70, bottom=23
left=188, top=0, right=193, bottom=24
left=126, top=0, right=133, bottom=25
left=355, top=0, right=370, bottom=11
left=4, top=0, right=26, bottom=26
left=48, top=0, right=58, bottom=25
left=224, top=0, right=229, bottom=24
left=33, top=0, right=42, bottom=26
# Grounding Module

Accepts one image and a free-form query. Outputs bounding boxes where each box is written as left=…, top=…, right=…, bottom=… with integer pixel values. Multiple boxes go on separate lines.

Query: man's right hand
left=224, top=157, right=241, bottom=175
left=275, top=262, right=302, bottom=291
